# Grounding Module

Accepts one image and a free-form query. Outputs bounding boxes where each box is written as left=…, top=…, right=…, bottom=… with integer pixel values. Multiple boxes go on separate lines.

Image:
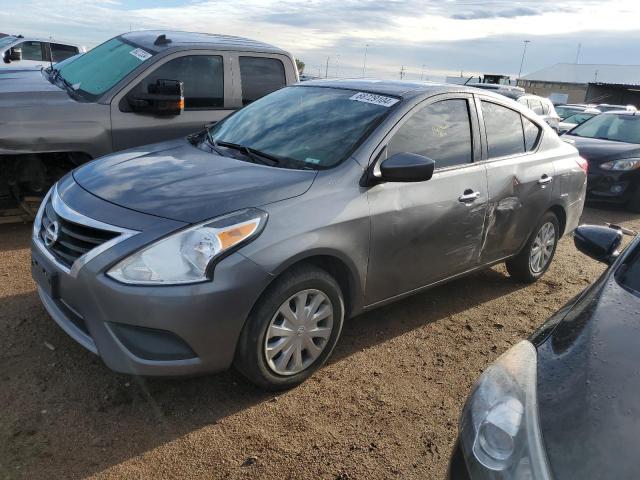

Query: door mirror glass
left=379, top=152, right=435, bottom=182
left=574, top=225, right=623, bottom=264
left=127, top=79, right=184, bottom=116
left=7, top=47, right=22, bottom=62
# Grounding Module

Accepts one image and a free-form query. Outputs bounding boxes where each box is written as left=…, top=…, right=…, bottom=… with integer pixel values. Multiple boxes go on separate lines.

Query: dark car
left=563, top=111, right=640, bottom=211
left=31, top=80, right=586, bottom=390
left=449, top=223, right=639, bottom=479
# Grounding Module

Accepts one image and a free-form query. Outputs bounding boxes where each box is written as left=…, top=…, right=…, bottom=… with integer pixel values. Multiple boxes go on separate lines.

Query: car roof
left=4, top=35, right=78, bottom=46
left=297, top=78, right=500, bottom=100
left=121, top=30, right=288, bottom=55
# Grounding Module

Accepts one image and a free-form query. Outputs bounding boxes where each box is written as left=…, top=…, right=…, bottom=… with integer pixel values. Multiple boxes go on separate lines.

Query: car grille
left=40, top=198, right=119, bottom=268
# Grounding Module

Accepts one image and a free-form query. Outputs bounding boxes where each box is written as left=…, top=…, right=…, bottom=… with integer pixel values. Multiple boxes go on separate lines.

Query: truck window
left=130, top=55, right=224, bottom=109
left=50, top=43, right=79, bottom=62
left=239, top=57, right=286, bottom=106
left=17, top=41, right=44, bottom=61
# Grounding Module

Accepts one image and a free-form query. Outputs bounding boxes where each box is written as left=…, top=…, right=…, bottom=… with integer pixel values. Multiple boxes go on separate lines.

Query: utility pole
left=518, top=40, right=531, bottom=78
left=420, top=64, right=426, bottom=81
left=334, top=55, right=341, bottom=78
left=362, top=44, right=369, bottom=77
left=325, top=56, right=330, bottom=78
left=575, top=43, right=582, bottom=64
left=399, top=65, right=406, bottom=80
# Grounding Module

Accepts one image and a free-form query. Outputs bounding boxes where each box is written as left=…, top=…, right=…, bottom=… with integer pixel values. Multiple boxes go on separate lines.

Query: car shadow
left=1, top=264, right=528, bottom=479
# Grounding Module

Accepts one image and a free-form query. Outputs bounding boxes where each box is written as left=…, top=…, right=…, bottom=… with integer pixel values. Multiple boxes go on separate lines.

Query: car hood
left=535, top=258, right=640, bottom=479
left=565, top=135, right=640, bottom=165
left=72, top=138, right=317, bottom=223
left=0, top=69, right=69, bottom=105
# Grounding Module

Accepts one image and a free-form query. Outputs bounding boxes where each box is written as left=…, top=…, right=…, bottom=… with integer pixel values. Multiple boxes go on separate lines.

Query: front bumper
left=586, top=169, right=639, bottom=202
left=31, top=184, right=274, bottom=377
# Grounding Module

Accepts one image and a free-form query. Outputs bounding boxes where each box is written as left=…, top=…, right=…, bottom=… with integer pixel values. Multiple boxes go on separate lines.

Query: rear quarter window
left=239, top=56, right=286, bottom=106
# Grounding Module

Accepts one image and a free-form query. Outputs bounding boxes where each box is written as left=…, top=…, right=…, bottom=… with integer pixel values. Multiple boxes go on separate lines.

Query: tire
left=506, top=212, right=559, bottom=283
left=627, top=187, right=640, bottom=213
left=234, top=265, right=345, bottom=390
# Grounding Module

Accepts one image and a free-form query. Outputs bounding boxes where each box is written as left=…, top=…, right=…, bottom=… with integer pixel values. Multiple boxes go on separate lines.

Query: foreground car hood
left=566, top=135, right=640, bottom=165
left=535, top=268, right=640, bottom=479
left=73, top=139, right=317, bottom=223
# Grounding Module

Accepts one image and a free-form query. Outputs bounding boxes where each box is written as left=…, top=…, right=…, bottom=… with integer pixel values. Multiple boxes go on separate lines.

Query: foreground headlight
left=107, top=208, right=267, bottom=285
left=600, top=158, right=640, bottom=171
left=459, top=341, right=551, bottom=479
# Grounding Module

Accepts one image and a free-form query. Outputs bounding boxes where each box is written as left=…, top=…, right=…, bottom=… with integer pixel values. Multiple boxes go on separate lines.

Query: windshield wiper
left=215, top=140, right=280, bottom=166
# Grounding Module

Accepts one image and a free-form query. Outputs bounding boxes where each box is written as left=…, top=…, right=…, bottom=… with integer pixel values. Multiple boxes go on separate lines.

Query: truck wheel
left=506, top=212, right=559, bottom=283
left=234, top=265, right=344, bottom=390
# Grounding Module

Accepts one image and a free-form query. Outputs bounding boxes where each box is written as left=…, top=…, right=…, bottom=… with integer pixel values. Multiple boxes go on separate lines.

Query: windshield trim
left=208, top=85, right=402, bottom=171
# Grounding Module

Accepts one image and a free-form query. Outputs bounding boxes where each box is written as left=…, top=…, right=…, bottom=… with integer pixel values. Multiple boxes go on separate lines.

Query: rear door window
left=388, top=98, right=473, bottom=169
left=50, top=43, right=79, bottom=62
left=16, top=41, right=44, bottom=61
left=482, top=101, right=525, bottom=158
left=239, top=56, right=286, bottom=106
left=129, top=55, right=224, bottom=109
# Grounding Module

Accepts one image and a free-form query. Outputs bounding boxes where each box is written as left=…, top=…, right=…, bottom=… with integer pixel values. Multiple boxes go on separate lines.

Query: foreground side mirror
left=127, top=79, right=184, bottom=116
left=574, top=225, right=623, bottom=264
left=378, top=152, right=435, bottom=183
left=4, top=47, right=22, bottom=63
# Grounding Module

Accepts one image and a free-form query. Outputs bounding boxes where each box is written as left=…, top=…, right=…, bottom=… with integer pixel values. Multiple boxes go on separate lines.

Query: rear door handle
left=538, top=174, right=553, bottom=185
left=459, top=190, right=481, bottom=203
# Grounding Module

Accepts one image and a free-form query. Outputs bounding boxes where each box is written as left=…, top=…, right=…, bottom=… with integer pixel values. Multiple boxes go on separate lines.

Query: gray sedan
left=31, top=80, right=586, bottom=389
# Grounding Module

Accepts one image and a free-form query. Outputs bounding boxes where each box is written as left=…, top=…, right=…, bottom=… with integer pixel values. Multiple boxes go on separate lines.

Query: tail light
left=575, top=156, right=588, bottom=174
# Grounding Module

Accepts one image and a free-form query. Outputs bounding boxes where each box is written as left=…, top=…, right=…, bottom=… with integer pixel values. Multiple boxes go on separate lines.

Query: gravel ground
left=1, top=205, right=639, bottom=480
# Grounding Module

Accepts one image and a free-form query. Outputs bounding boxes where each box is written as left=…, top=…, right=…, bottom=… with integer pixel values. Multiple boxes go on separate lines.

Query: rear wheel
left=234, top=265, right=344, bottom=390
left=506, top=212, right=559, bottom=283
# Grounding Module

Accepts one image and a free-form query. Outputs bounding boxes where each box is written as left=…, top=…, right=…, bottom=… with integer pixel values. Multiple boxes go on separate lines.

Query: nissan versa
left=31, top=80, right=587, bottom=389
left=449, top=224, right=640, bottom=480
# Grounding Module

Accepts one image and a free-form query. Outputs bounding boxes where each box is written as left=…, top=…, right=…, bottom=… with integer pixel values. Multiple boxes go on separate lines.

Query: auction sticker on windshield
left=350, top=92, right=399, bottom=107
left=129, top=48, right=152, bottom=62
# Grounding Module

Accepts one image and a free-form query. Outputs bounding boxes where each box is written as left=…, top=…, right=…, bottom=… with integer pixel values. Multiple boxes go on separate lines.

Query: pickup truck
left=0, top=30, right=298, bottom=220
left=0, top=35, right=85, bottom=71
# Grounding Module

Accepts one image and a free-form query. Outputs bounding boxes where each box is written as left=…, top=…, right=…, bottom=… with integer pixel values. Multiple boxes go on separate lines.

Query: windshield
left=618, top=241, right=640, bottom=297
left=0, top=36, right=16, bottom=50
left=568, top=113, right=640, bottom=143
left=564, top=112, right=596, bottom=124
left=555, top=106, right=583, bottom=119
left=57, top=37, right=155, bottom=100
left=208, top=86, right=398, bottom=168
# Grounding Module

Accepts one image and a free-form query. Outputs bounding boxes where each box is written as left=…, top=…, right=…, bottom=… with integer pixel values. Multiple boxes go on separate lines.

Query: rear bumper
left=32, top=239, right=273, bottom=377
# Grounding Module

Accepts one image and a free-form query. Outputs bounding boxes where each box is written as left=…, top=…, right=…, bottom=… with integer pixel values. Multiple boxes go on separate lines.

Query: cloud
left=451, top=6, right=540, bottom=20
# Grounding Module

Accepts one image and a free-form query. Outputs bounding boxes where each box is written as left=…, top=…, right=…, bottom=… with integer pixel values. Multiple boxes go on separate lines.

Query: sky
left=4, top=0, right=640, bottom=81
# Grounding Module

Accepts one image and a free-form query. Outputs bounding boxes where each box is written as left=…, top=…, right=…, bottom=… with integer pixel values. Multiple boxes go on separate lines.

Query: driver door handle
left=459, top=190, right=481, bottom=203
left=538, top=174, right=553, bottom=185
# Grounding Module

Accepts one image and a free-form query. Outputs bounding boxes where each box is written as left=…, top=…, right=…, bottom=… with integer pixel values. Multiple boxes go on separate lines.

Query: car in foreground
left=449, top=223, right=638, bottom=479
left=31, top=79, right=586, bottom=389
left=0, top=34, right=84, bottom=70
left=0, top=30, right=298, bottom=219
left=557, top=109, right=600, bottom=135
left=516, top=95, right=561, bottom=132
left=563, top=110, right=640, bottom=211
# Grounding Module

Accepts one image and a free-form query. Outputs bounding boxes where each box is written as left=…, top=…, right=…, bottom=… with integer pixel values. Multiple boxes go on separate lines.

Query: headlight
left=107, top=208, right=267, bottom=285
left=600, top=158, right=640, bottom=171
left=459, top=341, right=551, bottom=479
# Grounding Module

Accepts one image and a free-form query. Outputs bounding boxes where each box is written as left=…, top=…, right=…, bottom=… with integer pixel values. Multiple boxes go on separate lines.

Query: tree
left=295, top=58, right=305, bottom=75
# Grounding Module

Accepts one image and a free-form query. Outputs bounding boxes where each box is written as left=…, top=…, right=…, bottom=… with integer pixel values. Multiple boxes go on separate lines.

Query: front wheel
left=506, top=212, right=559, bottom=283
left=234, top=265, right=344, bottom=390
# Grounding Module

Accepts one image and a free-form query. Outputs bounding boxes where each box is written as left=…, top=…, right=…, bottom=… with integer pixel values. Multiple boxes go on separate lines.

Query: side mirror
left=378, top=152, right=435, bottom=183
left=574, top=225, right=623, bottom=264
left=126, top=79, right=184, bottom=116
left=4, top=47, right=22, bottom=63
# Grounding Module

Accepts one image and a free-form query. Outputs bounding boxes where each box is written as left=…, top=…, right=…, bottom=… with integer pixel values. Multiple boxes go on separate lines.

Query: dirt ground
left=1, top=205, right=639, bottom=480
